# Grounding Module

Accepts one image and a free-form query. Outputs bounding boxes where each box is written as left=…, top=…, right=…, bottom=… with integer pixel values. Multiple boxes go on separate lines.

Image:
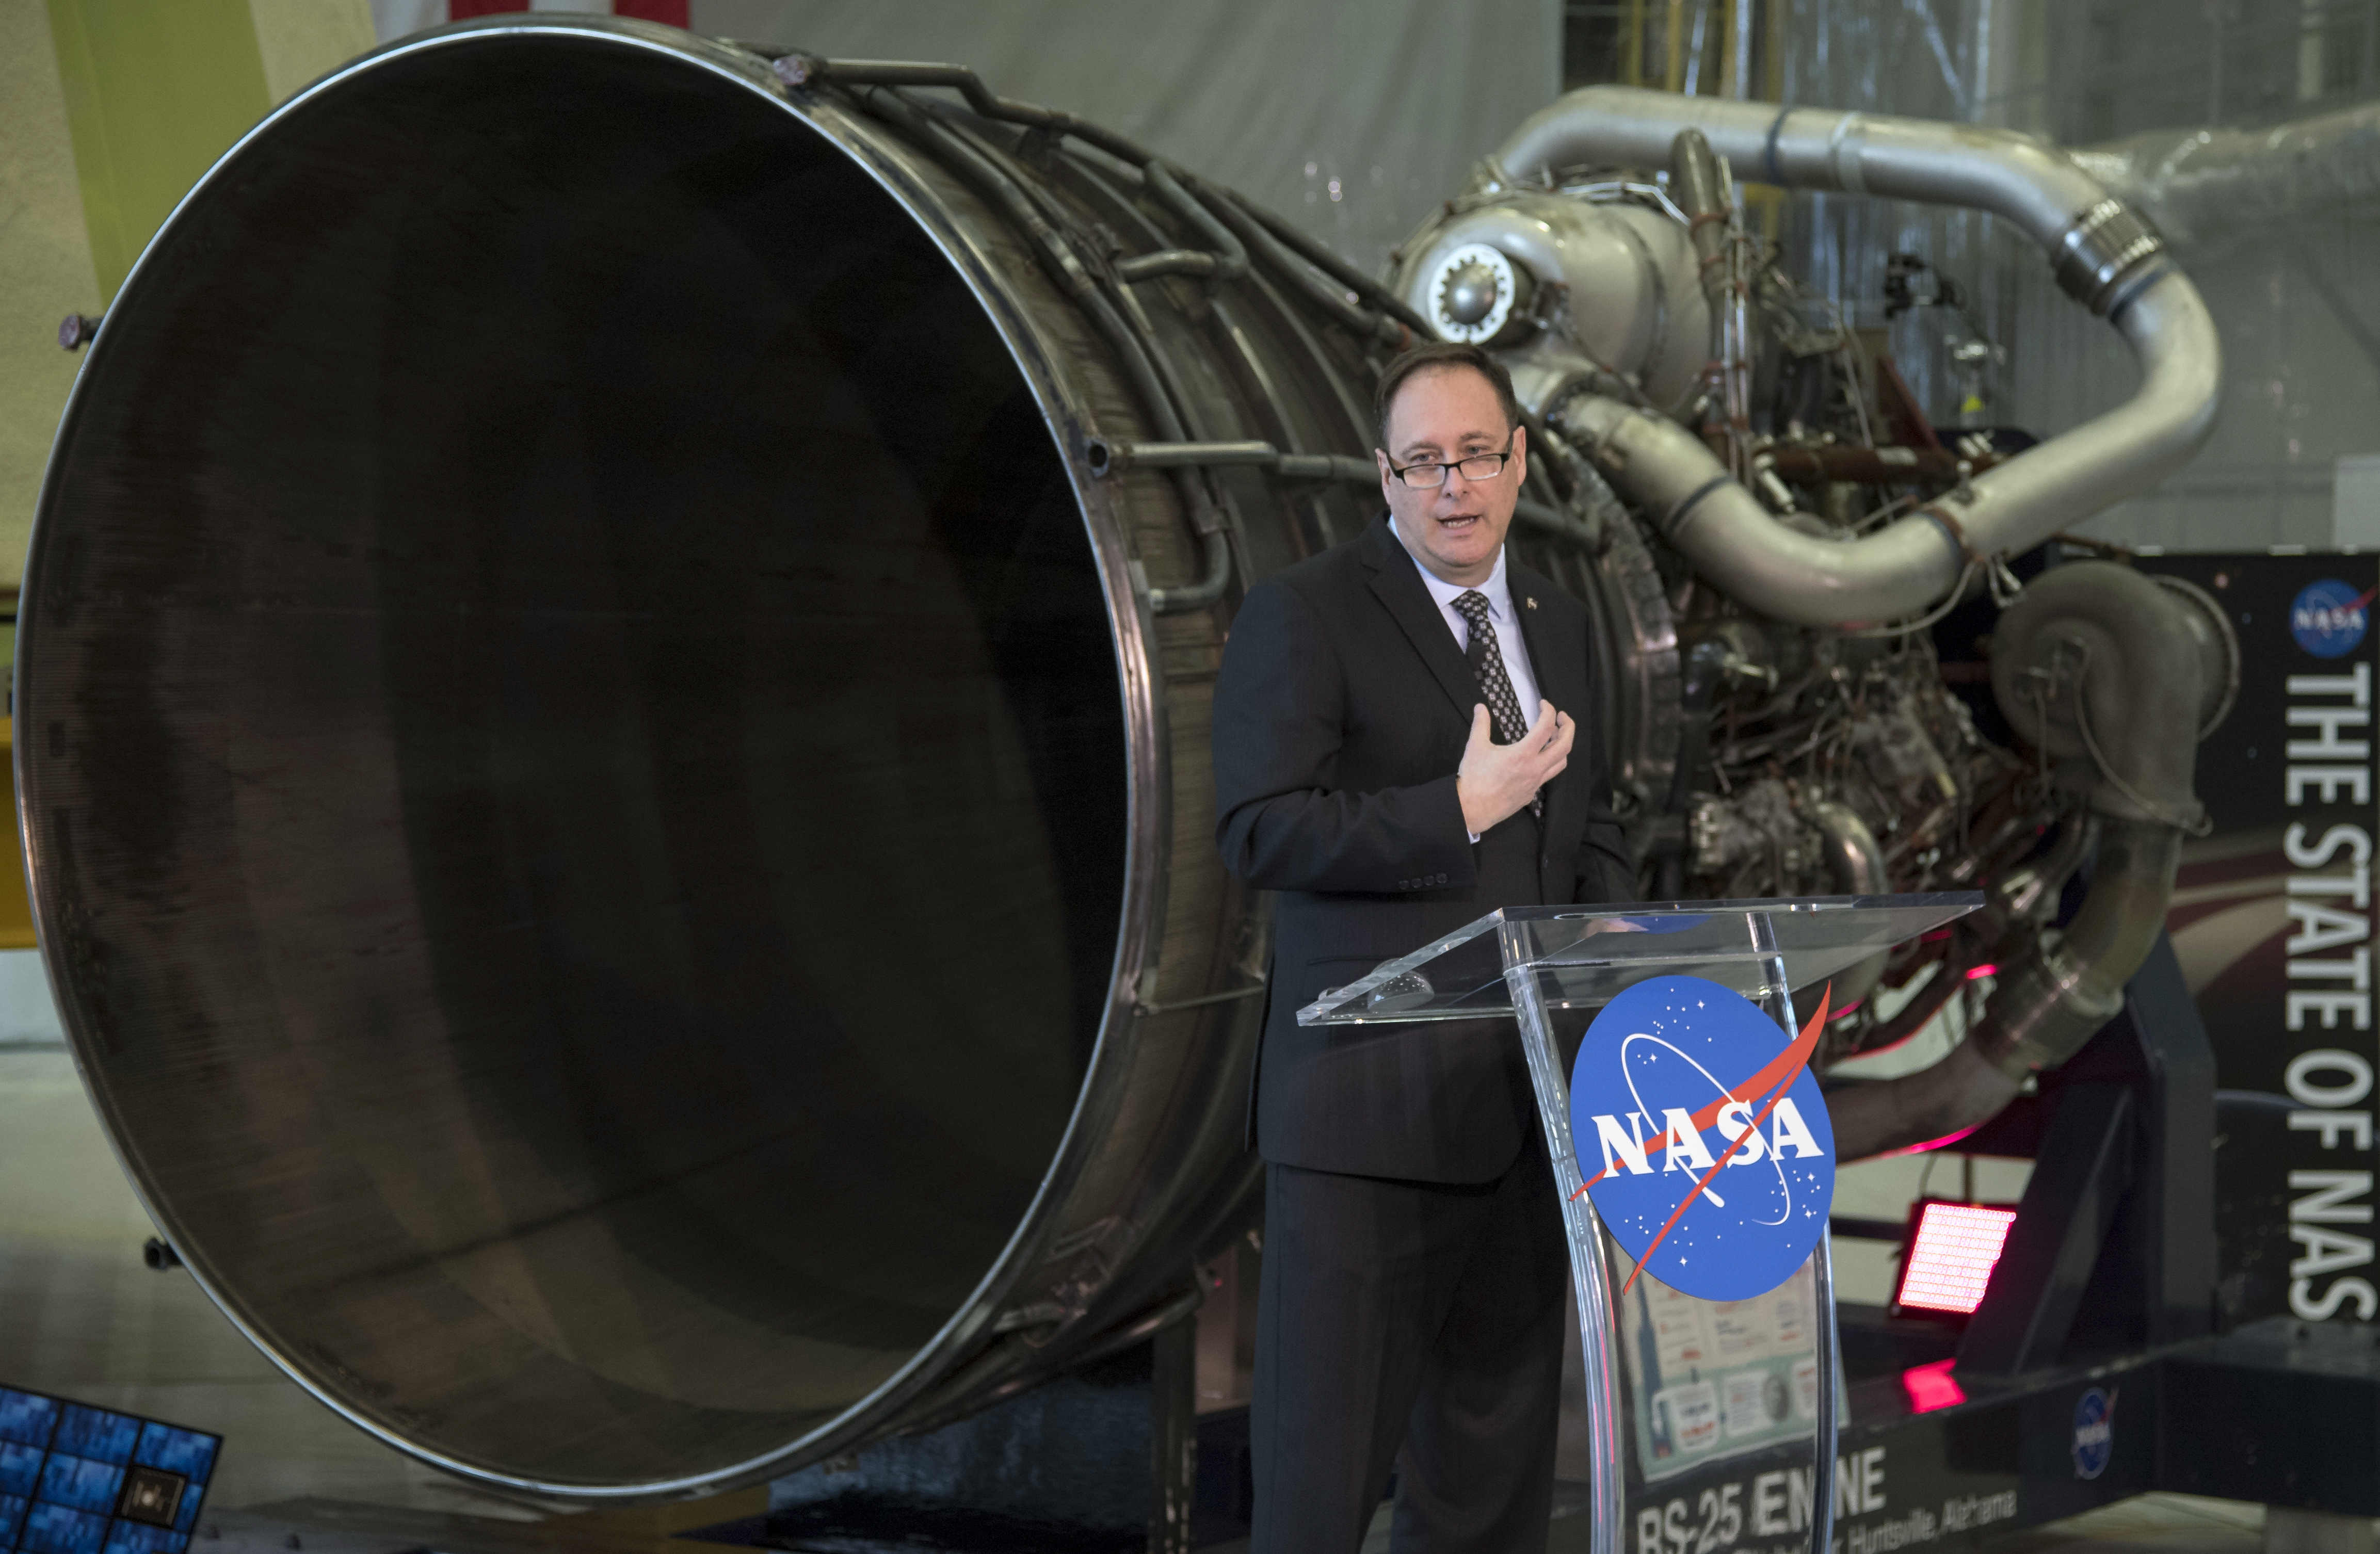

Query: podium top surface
left=1295, top=893, right=1982, bottom=1026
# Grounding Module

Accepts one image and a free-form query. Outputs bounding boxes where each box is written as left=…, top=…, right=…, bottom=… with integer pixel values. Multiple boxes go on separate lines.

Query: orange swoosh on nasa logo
left=1574, top=983, right=1830, bottom=1195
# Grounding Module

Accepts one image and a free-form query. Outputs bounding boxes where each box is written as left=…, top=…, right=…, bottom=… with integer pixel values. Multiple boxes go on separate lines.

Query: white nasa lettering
left=2281, top=668, right=2380, bottom=1324
left=1580, top=977, right=1838, bottom=1302
left=2287, top=900, right=2369, bottom=958
left=2290, top=1170, right=2374, bottom=1223
left=1595, top=1111, right=1655, bottom=1176
left=2288, top=704, right=2372, bottom=762
left=2290, top=1224, right=2373, bottom=1277
left=1660, top=1107, right=1719, bottom=1172
left=2287, top=1050, right=2380, bottom=1318
left=2285, top=823, right=2373, bottom=1033
left=2289, top=1049, right=2374, bottom=1108
left=1769, top=1097, right=1826, bottom=1159
left=1715, top=1102, right=1770, bottom=1165
left=2294, top=1274, right=2378, bottom=1319
left=2286, top=821, right=2373, bottom=872
left=2286, top=667, right=2373, bottom=805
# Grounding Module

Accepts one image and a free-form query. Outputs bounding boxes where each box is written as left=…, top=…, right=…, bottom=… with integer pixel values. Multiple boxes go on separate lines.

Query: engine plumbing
left=1391, top=91, right=2232, bottom=1157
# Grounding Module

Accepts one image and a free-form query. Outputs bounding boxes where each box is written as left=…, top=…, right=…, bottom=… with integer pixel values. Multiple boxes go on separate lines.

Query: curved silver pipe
left=1811, top=801, right=1888, bottom=1014
left=1562, top=395, right=1949, bottom=625
left=1828, top=819, right=2181, bottom=1158
left=1497, top=88, right=2109, bottom=252
left=1500, top=87, right=2222, bottom=627
left=2073, top=99, right=2380, bottom=248
left=1811, top=801, right=1884, bottom=896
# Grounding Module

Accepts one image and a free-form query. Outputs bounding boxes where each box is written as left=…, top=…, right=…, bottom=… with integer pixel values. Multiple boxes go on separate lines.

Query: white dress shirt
left=1392, top=520, right=1546, bottom=843
left=1390, top=519, right=1543, bottom=716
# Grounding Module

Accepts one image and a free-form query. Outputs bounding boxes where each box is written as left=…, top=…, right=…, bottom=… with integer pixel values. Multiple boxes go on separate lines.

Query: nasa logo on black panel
left=1569, top=975, right=1835, bottom=1302
left=2072, top=1387, right=2116, bottom=1480
left=2291, top=579, right=2372, bottom=659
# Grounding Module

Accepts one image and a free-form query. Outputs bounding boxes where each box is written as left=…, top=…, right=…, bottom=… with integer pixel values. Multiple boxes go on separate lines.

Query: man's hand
left=1456, top=701, right=1572, bottom=835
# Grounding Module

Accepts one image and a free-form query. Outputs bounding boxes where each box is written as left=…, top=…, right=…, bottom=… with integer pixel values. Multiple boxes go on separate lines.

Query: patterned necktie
left=1453, top=589, right=1542, bottom=818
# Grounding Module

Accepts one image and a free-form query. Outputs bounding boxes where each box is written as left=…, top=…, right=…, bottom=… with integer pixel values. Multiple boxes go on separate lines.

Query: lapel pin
left=1525, top=596, right=1538, bottom=610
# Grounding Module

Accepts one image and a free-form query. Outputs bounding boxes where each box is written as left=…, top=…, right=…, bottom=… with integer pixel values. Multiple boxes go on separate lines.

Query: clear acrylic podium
left=1297, top=894, right=1982, bottom=1554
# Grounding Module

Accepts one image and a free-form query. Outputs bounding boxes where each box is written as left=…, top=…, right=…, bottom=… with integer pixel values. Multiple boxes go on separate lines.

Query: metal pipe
left=1115, top=249, right=1224, bottom=282
left=778, top=54, right=1159, bottom=167
left=1763, top=445, right=1992, bottom=484
left=1147, top=530, right=1234, bottom=614
left=1979, top=819, right=2180, bottom=1068
left=2071, top=99, right=2380, bottom=247
left=1829, top=562, right=2216, bottom=1158
left=1184, top=174, right=1412, bottom=350
left=1086, top=438, right=1374, bottom=485
left=1828, top=818, right=2180, bottom=1157
left=1512, top=498, right=1598, bottom=544
left=1130, top=161, right=1248, bottom=283
left=1810, top=801, right=1888, bottom=1012
left=1221, top=187, right=1432, bottom=336
left=1498, top=88, right=2110, bottom=256
left=1094, top=439, right=1284, bottom=472
left=1669, top=129, right=1743, bottom=451
left=1495, top=88, right=2222, bottom=626
left=1560, top=395, right=1956, bottom=625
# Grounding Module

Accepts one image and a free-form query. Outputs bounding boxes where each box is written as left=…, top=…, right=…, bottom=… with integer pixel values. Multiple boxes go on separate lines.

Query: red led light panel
left=1894, top=1201, right=2018, bottom=1316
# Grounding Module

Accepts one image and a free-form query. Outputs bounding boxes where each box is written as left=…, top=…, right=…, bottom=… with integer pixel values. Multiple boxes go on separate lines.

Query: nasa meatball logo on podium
left=1571, top=975, right=1835, bottom=1301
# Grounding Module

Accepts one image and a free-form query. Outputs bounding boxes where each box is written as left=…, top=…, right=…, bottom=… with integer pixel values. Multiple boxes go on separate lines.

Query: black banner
left=1601, top=1354, right=2159, bottom=1554
left=2136, top=553, right=2379, bottom=1328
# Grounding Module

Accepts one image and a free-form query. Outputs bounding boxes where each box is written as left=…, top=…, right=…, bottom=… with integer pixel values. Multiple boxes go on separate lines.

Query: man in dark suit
left=1212, top=341, right=1634, bottom=1552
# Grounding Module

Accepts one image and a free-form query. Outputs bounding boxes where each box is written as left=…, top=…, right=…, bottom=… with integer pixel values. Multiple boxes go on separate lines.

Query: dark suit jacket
left=1212, top=514, right=1635, bottom=1185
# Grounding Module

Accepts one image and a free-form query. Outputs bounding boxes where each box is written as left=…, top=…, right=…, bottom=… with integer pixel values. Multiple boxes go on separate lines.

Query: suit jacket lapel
left=1360, top=516, right=1481, bottom=722
left=1511, top=557, right=1587, bottom=834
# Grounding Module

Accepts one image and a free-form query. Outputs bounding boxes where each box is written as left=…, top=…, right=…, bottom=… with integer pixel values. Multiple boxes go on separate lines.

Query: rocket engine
left=18, top=15, right=2229, bottom=1503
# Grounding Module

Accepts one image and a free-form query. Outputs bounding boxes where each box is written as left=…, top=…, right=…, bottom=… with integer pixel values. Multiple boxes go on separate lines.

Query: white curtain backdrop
left=369, top=0, right=1562, bottom=274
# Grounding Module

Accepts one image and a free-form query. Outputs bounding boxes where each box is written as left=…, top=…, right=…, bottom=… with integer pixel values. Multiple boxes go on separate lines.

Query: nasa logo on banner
left=2290, top=578, right=2372, bottom=659
left=1570, top=975, right=1834, bottom=1302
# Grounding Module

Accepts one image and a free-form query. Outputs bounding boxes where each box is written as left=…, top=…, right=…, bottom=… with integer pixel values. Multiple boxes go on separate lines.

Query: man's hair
left=1372, top=341, right=1521, bottom=452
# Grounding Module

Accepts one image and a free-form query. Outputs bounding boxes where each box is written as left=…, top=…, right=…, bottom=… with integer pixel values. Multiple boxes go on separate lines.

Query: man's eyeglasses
left=1385, top=443, right=1514, bottom=490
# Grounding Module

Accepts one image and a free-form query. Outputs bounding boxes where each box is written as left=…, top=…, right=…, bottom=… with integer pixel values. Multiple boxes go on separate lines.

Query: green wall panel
left=46, top=0, right=270, bottom=302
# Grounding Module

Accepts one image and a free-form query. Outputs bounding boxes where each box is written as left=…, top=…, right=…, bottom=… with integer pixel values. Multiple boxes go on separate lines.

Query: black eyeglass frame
left=1382, top=441, right=1517, bottom=490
